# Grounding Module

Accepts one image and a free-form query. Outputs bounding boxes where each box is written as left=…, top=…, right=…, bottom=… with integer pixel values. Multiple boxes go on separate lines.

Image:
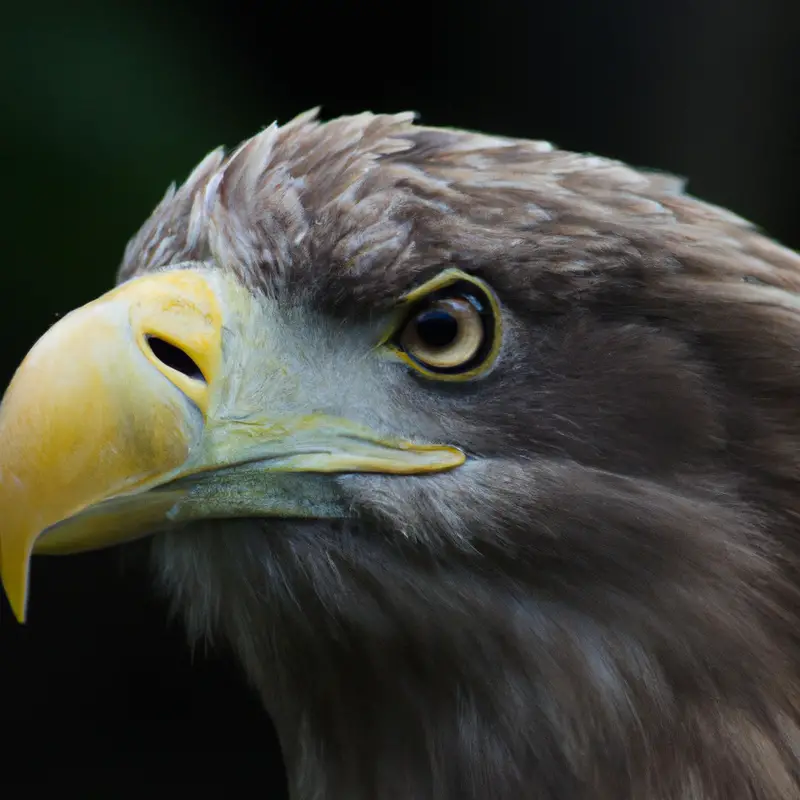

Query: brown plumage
left=25, top=110, right=800, bottom=797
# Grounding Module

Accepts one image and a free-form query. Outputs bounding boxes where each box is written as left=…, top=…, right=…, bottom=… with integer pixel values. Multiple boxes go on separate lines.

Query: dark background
left=1, top=0, right=798, bottom=790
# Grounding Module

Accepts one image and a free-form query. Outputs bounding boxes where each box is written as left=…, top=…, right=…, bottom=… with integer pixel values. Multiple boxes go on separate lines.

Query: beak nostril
left=145, top=336, right=206, bottom=382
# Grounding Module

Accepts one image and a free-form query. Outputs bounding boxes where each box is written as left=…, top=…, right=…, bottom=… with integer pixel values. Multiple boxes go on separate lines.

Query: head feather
left=119, top=110, right=800, bottom=301
left=134, top=112, right=800, bottom=800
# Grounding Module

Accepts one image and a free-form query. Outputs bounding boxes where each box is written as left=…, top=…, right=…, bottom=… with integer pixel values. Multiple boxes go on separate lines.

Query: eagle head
left=2, top=110, right=800, bottom=799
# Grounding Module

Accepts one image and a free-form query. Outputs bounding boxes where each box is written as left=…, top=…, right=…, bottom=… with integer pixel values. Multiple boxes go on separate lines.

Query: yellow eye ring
left=385, top=269, right=502, bottom=381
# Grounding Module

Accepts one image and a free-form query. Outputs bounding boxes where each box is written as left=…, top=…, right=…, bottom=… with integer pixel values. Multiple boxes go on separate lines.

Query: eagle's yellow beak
left=0, top=269, right=464, bottom=622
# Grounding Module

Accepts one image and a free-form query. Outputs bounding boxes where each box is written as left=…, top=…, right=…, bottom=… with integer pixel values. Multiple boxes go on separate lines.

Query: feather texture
left=121, top=111, right=800, bottom=799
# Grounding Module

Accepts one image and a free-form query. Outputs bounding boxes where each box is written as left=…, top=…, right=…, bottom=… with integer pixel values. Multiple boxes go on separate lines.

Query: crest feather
left=118, top=111, right=800, bottom=307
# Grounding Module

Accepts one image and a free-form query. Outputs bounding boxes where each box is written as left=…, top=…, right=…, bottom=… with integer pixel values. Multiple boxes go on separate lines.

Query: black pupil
left=415, top=309, right=458, bottom=348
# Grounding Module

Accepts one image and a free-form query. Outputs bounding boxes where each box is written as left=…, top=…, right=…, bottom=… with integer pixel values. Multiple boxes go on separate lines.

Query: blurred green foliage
left=1, top=2, right=265, bottom=371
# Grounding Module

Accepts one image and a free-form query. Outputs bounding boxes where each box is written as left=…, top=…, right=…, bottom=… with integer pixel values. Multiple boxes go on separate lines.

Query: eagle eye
left=390, top=270, right=501, bottom=380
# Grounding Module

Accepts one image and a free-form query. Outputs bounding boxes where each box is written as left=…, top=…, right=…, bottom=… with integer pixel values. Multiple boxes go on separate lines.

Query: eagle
left=2, top=110, right=800, bottom=799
